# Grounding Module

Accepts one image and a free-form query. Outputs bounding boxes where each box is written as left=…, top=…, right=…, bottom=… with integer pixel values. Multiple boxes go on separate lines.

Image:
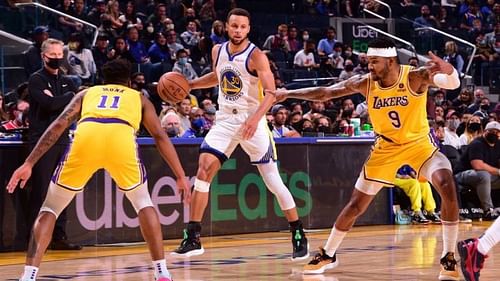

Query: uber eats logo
left=210, top=159, right=313, bottom=221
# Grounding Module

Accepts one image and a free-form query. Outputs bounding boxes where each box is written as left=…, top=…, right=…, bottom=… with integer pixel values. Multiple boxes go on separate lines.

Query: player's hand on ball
left=241, top=116, right=259, bottom=140
left=6, top=163, right=32, bottom=193
left=176, top=176, right=191, bottom=204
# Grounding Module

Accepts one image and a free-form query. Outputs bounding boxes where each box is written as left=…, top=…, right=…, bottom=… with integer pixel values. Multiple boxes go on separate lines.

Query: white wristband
left=433, top=68, right=460, bottom=90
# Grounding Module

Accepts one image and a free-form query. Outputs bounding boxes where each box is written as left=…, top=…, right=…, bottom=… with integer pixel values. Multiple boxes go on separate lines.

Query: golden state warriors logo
left=220, top=67, right=244, bottom=101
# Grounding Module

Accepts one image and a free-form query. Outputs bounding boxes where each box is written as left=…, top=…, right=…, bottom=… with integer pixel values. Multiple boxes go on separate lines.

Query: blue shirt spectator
left=317, top=27, right=337, bottom=56
left=148, top=32, right=172, bottom=63
left=127, top=26, right=149, bottom=63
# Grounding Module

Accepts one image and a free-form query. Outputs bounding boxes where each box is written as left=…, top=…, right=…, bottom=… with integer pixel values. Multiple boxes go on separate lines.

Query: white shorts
left=201, top=110, right=276, bottom=164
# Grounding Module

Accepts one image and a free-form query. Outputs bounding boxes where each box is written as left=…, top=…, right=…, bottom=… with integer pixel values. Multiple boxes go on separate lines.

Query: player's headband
left=366, top=47, right=397, bottom=57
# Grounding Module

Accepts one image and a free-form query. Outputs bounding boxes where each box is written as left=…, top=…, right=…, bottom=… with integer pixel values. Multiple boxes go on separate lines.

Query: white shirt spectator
left=444, top=127, right=461, bottom=149
left=355, top=101, right=368, bottom=117
left=294, top=50, right=316, bottom=68
left=65, top=47, right=96, bottom=80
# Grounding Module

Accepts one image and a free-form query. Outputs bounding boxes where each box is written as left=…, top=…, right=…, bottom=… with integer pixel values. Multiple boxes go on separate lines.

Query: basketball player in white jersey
left=171, top=8, right=309, bottom=261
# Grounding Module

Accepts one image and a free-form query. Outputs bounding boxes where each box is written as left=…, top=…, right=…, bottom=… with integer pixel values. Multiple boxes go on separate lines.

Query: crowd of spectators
left=0, top=0, right=499, bottom=242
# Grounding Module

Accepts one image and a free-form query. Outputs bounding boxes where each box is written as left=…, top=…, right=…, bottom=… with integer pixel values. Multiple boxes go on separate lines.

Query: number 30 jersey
left=79, top=84, right=142, bottom=132
left=366, top=65, right=429, bottom=144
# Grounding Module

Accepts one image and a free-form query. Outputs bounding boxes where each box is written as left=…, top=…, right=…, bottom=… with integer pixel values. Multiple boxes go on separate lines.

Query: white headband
left=366, top=47, right=397, bottom=57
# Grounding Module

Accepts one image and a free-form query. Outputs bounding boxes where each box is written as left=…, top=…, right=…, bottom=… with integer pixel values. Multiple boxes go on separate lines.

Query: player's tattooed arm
left=409, top=67, right=432, bottom=94
left=272, top=74, right=369, bottom=102
left=25, top=90, right=85, bottom=166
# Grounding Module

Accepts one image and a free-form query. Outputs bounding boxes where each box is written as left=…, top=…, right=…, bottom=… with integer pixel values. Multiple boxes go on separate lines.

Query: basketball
left=157, top=72, right=190, bottom=104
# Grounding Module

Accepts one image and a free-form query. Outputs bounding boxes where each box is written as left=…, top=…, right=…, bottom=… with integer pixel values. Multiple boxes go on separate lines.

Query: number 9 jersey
left=367, top=65, right=429, bottom=144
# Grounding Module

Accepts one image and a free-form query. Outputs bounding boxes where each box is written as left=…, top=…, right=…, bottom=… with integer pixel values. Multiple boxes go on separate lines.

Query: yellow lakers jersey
left=367, top=65, right=429, bottom=144
left=80, top=84, right=142, bottom=131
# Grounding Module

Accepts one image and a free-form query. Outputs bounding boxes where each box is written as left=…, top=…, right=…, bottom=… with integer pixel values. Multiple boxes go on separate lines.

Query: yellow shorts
left=362, top=134, right=439, bottom=186
left=52, top=121, right=145, bottom=191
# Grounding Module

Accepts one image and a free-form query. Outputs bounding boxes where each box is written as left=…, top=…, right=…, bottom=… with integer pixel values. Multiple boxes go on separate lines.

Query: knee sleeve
left=193, top=178, right=210, bottom=192
left=257, top=162, right=296, bottom=210
left=420, top=152, right=452, bottom=184
left=125, top=182, right=154, bottom=213
left=40, top=182, right=77, bottom=218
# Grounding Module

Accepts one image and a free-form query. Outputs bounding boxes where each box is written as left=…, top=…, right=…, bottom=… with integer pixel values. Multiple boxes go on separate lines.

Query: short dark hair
left=131, top=72, right=144, bottom=80
left=368, top=37, right=396, bottom=49
left=102, top=59, right=131, bottom=85
left=227, top=8, right=251, bottom=22
left=176, top=49, right=188, bottom=58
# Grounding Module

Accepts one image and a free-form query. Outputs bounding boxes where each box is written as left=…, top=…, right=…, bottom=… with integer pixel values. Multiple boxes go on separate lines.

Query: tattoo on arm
left=288, top=74, right=368, bottom=101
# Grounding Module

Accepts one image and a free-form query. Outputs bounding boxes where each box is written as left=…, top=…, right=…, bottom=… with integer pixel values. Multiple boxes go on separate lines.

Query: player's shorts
left=355, top=133, right=440, bottom=194
left=200, top=108, right=276, bottom=164
left=52, top=119, right=146, bottom=192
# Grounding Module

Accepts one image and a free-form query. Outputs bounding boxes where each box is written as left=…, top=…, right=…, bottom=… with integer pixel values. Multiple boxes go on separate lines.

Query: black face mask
left=468, top=122, right=481, bottom=132
left=135, top=82, right=145, bottom=89
left=485, top=132, right=498, bottom=144
left=45, top=57, right=64, bottom=69
left=345, top=65, right=354, bottom=72
left=480, top=104, right=490, bottom=111
left=166, top=127, right=179, bottom=137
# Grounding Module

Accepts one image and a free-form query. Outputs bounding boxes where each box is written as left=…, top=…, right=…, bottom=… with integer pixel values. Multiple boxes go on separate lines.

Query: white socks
left=152, top=259, right=170, bottom=280
left=478, top=217, right=500, bottom=255
left=442, top=221, right=459, bottom=257
left=20, top=265, right=38, bottom=281
left=324, top=226, right=347, bottom=257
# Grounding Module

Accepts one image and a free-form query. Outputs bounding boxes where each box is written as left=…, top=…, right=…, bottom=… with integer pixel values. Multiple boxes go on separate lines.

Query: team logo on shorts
left=220, top=68, right=244, bottom=101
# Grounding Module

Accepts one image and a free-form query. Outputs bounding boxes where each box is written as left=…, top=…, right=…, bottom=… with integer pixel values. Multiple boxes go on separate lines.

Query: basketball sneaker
left=457, top=238, right=487, bottom=281
left=170, top=229, right=204, bottom=257
left=424, top=210, right=441, bottom=224
left=411, top=211, right=430, bottom=224
left=439, top=252, right=460, bottom=280
left=291, top=228, right=309, bottom=261
left=303, top=248, right=338, bottom=274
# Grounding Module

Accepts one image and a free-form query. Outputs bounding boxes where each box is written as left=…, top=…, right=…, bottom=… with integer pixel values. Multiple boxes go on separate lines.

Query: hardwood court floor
left=0, top=223, right=498, bottom=280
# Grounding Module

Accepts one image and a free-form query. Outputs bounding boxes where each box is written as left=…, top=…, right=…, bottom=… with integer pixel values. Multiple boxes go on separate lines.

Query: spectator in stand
left=26, top=38, right=81, bottom=251
left=176, top=7, right=198, bottom=34
left=146, top=4, right=169, bottom=36
left=65, top=33, right=96, bottom=85
left=314, top=115, right=332, bottom=134
left=303, top=101, right=325, bottom=120
left=119, top=1, right=143, bottom=31
left=263, top=24, right=290, bottom=53
left=436, top=6, right=457, bottom=32
left=109, top=36, right=135, bottom=63
left=293, top=40, right=319, bottom=69
left=474, top=97, right=492, bottom=117
left=339, top=59, right=356, bottom=81
left=210, top=20, right=226, bottom=45
left=355, top=100, right=368, bottom=118
left=342, top=46, right=358, bottom=66
left=317, top=26, right=337, bottom=56
left=435, top=105, right=445, bottom=121
left=291, top=102, right=303, bottom=115
left=408, top=56, right=419, bottom=68
left=433, top=90, right=448, bottom=108
left=452, top=89, right=473, bottom=114
left=203, top=105, right=216, bottom=129
left=180, top=20, right=201, bottom=51
left=271, top=104, right=300, bottom=138
left=161, top=111, right=183, bottom=138
left=182, top=107, right=210, bottom=138
left=165, top=30, right=184, bottom=60
left=468, top=88, right=486, bottom=112
left=199, top=0, right=216, bottom=34
left=87, top=0, right=107, bottom=27
left=71, top=0, right=89, bottom=28
left=301, top=30, right=310, bottom=49
left=289, top=111, right=303, bottom=131
left=353, top=52, right=368, bottom=74
left=460, top=115, right=483, bottom=146
left=413, top=4, right=440, bottom=51
left=460, top=3, right=485, bottom=35
left=55, top=0, right=82, bottom=40
left=126, top=26, right=149, bottom=64
left=177, top=97, right=192, bottom=132
left=327, top=42, right=345, bottom=69
left=131, top=72, right=150, bottom=98
left=444, top=110, right=462, bottom=149
left=97, top=13, right=120, bottom=40
left=173, top=49, right=198, bottom=81
left=395, top=165, right=441, bottom=224
left=162, top=17, right=175, bottom=33
left=24, top=26, right=49, bottom=77
left=486, top=22, right=500, bottom=58
left=0, top=99, right=30, bottom=132
left=148, top=32, right=173, bottom=64
left=287, top=25, right=301, bottom=53
left=105, top=0, right=123, bottom=31
left=455, top=121, right=500, bottom=220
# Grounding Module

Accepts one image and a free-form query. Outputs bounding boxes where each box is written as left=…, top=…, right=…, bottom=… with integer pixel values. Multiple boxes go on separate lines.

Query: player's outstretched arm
left=409, top=51, right=460, bottom=93
left=188, top=44, right=221, bottom=90
left=268, top=74, right=369, bottom=102
left=141, top=95, right=191, bottom=203
left=6, top=90, right=86, bottom=193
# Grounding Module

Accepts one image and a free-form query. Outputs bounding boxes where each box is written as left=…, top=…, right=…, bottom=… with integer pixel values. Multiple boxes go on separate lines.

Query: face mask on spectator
left=345, top=51, right=352, bottom=57
left=45, top=56, right=64, bottom=69
left=345, top=64, right=354, bottom=72
left=485, top=132, right=498, bottom=144
left=147, top=25, right=154, bottom=33
left=480, top=104, right=490, bottom=111
left=447, top=119, right=460, bottom=130
left=166, top=127, right=179, bottom=137
left=302, top=35, right=309, bottom=41
left=435, top=98, right=444, bottom=105
left=468, top=122, right=481, bottom=132
left=135, top=82, right=145, bottom=89
left=178, top=57, right=188, bottom=65
left=167, top=23, right=175, bottom=30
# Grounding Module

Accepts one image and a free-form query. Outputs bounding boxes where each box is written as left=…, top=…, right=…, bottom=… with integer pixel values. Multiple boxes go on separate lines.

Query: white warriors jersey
left=215, top=41, right=262, bottom=112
